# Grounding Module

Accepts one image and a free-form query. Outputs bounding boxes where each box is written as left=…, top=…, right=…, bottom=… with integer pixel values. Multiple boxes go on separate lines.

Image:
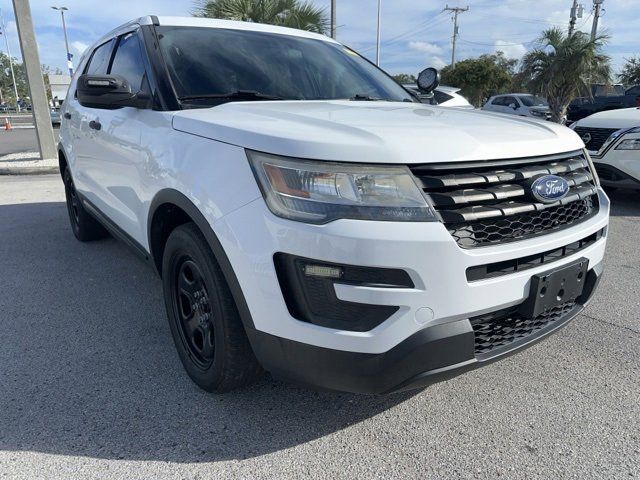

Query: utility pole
left=0, top=7, right=21, bottom=111
left=330, top=0, right=336, bottom=39
left=52, top=6, right=73, bottom=75
left=375, top=0, right=381, bottom=66
left=590, top=0, right=604, bottom=40
left=568, top=0, right=578, bottom=35
left=11, top=0, right=57, bottom=161
left=444, top=5, right=468, bottom=68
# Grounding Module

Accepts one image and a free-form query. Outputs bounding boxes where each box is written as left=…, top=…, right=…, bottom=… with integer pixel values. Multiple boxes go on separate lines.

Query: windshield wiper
left=178, top=90, right=285, bottom=103
left=349, top=94, right=383, bottom=101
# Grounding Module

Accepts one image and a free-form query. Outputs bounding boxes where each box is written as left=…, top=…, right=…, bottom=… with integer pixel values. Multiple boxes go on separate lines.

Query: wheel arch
left=148, top=189, right=257, bottom=331
left=58, top=144, right=68, bottom=177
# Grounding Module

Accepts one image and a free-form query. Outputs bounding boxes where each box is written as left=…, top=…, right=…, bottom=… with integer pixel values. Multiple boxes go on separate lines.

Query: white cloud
left=494, top=40, right=527, bottom=59
left=71, top=41, right=89, bottom=54
left=407, top=41, right=447, bottom=70
left=408, top=41, right=443, bottom=55
left=428, top=56, right=447, bottom=69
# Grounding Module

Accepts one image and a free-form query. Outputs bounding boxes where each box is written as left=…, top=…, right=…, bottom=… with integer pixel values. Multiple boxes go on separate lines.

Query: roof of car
left=102, top=15, right=335, bottom=44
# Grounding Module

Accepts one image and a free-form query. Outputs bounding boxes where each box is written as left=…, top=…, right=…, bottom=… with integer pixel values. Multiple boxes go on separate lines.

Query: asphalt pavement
left=0, top=175, right=638, bottom=479
left=0, top=127, right=60, bottom=157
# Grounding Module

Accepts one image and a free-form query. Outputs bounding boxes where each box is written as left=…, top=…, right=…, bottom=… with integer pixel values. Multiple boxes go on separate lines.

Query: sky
left=0, top=0, right=638, bottom=79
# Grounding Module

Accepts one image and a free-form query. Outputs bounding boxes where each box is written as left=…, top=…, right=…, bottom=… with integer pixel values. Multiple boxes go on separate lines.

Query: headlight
left=616, top=138, right=640, bottom=150
left=247, top=151, right=436, bottom=224
left=595, top=126, right=640, bottom=153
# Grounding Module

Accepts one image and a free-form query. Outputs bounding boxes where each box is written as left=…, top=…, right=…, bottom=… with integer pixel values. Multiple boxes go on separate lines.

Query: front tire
left=162, top=223, right=262, bottom=392
left=62, top=168, right=108, bottom=241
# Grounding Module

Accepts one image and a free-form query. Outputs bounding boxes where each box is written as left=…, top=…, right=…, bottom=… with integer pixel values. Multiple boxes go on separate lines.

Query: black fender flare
left=148, top=189, right=257, bottom=331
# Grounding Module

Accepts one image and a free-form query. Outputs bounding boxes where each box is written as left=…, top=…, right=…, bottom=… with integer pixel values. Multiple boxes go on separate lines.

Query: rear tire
left=162, top=223, right=262, bottom=392
left=62, top=168, right=108, bottom=242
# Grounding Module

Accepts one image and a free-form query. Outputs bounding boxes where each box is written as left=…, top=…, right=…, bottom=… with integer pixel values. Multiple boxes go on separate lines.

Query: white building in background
left=48, top=74, right=71, bottom=105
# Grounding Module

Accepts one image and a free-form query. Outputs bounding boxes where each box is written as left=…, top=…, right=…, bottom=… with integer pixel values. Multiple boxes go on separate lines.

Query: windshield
left=519, top=95, right=548, bottom=107
left=156, top=26, right=414, bottom=106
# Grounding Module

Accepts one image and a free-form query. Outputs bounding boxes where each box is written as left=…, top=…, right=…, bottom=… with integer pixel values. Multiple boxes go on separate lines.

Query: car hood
left=573, top=107, right=640, bottom=129
left=172, top=100, right=583, bottom=163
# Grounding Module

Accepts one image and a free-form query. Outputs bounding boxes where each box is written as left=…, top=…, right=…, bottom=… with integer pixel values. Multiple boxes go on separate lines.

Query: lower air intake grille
left=471, top=301, right=577, bottom=356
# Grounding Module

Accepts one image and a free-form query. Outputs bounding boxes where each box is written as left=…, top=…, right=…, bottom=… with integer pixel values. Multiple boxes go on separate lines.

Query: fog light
left=303, top=264, right=343, bottom=279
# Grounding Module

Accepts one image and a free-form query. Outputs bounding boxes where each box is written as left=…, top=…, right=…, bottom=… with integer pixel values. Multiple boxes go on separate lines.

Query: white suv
left=58, top=16, right=609, bottom=394
left=570, top=107, right=640, bottom=189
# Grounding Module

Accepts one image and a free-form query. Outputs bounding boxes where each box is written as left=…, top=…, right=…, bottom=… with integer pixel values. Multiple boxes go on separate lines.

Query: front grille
left=410, top=151, right=599, bottom=248
left=471, top=301, right=577, bottom=356
left=572, top=126, right=618, bottom=151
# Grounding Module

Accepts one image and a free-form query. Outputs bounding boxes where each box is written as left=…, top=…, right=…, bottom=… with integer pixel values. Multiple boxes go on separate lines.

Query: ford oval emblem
left=530, top=175, right=570, bottom=203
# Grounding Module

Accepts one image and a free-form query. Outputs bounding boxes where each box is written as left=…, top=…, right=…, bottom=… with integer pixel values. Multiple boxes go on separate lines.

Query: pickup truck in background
left=568, top=85, right=640, bottom=124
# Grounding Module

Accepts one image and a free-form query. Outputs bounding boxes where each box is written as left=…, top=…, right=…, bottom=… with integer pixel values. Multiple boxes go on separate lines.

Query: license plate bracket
left=519, top=258, right=588, bottom=319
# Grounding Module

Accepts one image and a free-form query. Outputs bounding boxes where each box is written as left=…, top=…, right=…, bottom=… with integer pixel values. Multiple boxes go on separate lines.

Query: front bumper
left=246, top=262, right=602, bottom=394
left=213, top=188, right=609, bottom=392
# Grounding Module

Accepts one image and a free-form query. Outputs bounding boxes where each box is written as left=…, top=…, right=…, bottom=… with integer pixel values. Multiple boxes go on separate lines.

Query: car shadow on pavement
left=0, top=201, right=417, bottom=463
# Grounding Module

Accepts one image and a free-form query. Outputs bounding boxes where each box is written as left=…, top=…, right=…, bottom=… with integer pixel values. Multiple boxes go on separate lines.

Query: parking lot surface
left=0, top=175, right=638, bottom=479
left=0, top=127, right=60, bottom=157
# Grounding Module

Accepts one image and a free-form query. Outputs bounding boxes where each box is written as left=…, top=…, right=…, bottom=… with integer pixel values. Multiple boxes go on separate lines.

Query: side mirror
left=416, top=67, right=440, bottom=94
left=509, top=103, right=518, bottom=110
left=77, top=74, right=149, bottom=109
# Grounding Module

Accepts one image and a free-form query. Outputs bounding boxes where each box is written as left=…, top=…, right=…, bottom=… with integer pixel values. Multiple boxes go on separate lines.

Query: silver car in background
left=483, top=94, right=551, bottom=120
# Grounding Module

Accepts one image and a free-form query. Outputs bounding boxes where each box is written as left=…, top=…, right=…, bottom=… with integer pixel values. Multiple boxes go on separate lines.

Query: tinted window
left=433, top=90, right=453, bottom=104
left=626, top=86, right=640, bottom=96
left=504, top=96, right=518, bottom=107
left=492, top=96, right=506, bottom=106
left=519, top=95, right=548, bottom=107
left=109, top=32, right=146, bottom=92
left=157, top=26, right=414, bottom=105
left=85, top=39, right=115, bottom=75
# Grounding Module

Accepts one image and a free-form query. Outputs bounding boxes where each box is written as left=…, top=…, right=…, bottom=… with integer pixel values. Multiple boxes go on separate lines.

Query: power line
left=472, top=11, right=566, bottom=26
left=357, top=13, right=447, bottom=53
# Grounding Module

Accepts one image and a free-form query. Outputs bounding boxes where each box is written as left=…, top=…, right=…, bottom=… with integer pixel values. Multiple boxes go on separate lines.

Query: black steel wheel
left=62, top=168, right=108, bottom=241
left=171, top=257, right=216, bottom=370
left=162, top=223, right=262, bottom=392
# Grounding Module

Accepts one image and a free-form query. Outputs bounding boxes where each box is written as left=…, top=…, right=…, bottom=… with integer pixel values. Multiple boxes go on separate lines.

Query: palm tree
left=519, top=28, right=611, bottom=123
left=193, top=0, right=328, bottom=34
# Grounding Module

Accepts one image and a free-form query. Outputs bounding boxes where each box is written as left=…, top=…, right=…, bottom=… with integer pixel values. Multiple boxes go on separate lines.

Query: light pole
left=0, top=7, right=21, bottom=111
left=375, top=0, right=381, bottom=66
left=330, top=0, right=336, bottom=39
left=51, top=6, right=73, bottom=75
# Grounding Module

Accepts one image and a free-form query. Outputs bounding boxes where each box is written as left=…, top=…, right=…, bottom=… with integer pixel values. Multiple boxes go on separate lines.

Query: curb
left=0, top=166, right=60, bottom=175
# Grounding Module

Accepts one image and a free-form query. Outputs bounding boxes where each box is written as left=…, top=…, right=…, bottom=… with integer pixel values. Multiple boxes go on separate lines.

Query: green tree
left=519, top=28, right=610, bottom=123
left=193, top=0, right=328, bottom=34
left=619, top=56, right=640, bottom=86
left=0, top=52, right=29, bottom=105
left=392, top=73, right=416, bottom=85
left=440, top=52, right=514, bottom=107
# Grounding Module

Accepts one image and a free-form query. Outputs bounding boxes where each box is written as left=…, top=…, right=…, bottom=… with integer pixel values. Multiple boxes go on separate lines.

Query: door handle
left=89, top=120, right=101, bottom=131
left=64, top=112, right=71, bottom=119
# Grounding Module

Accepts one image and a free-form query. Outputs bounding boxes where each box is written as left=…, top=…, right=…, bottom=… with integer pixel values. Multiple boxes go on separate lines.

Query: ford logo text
left=530, top=175, right=570, bottom=203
